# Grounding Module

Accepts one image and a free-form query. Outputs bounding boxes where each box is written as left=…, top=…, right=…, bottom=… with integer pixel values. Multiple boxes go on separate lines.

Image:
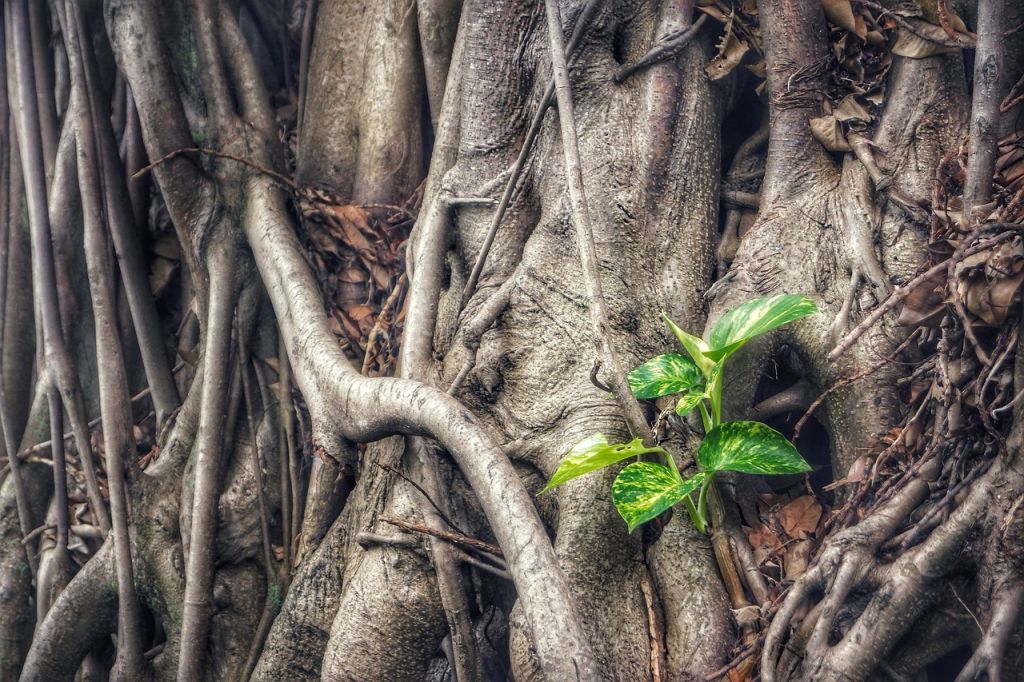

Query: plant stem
left=656, top=446, right=680, bottom=479
left=697, top=476, right=711, bottom=533
left=709, top=370, right=723, bottom=427
left=681, top=494, right=705, bottom=534
left=698, top=401, right=713, bottom=434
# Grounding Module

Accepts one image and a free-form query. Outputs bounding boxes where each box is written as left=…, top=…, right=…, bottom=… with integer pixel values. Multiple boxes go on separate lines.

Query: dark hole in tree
left=928, top=645, right=973, bottom=682
left=611, top=25, right=627, bottom=66
left=752, top=350, right=834, bottom=504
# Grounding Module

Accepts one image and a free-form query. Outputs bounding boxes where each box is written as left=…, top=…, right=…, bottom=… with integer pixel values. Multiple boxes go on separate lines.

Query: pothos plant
left=544, top=294, right=819, bottom=534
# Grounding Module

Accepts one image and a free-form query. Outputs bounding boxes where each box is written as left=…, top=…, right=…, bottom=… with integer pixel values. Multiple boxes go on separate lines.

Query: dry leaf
left=785, top=539, right=814, bottom=580
left=748, top=522, right=784, bottom=566
left=779, top=496, right=822, bottom=538
left=810, top=115, right=851, bottom=152
left=706, top=12, right=750, bottom=81
left=891, top=19, right=960, bottom=59
left=833, top=94, right=872, bottom=123
left=821, top=0, right=864, bottom=38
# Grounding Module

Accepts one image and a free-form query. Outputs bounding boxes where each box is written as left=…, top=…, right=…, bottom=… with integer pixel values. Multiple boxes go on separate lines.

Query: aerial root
left=954, top=583, right=1024, bottom=682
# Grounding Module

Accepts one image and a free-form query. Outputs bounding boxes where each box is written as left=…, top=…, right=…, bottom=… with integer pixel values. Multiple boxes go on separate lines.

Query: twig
left=380, top=516, right=503, bottom=557
left=705, top=639, right=763, bottom=681
left=132, top=145, right=297, bottom=191
left=827, top=229, right=1018, bottom=361
left=856, top=0, right=976, bottom=49
left=375, top=461, right=464, bottom=534
left=451, top=547, right=511, bottom=581
left=357, top=531, right=512, bottom=580
left=361, top=272, right=408, bottom=375
left=796, top=329, right=922, bottom=439
left=12, top=381, right=171, bottom=460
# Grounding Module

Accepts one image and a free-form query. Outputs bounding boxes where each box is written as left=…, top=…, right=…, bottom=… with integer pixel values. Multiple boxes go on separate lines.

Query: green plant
left=544, top=294, right=819, bottom=534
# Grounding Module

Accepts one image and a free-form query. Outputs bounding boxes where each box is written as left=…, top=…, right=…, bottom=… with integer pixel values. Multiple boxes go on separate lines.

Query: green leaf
left=612, top=464, right=705, bottom=532
left=698, top=421, right=812, bottom=475
left=662, top=313, right=716, bottom=376
left=675, top=391, right=705, bottom=416
left=706, top=294, right=818, bottom=362
left=628, top=353, right=703, bottom=399
left=543, top=435, right=667, bottom=491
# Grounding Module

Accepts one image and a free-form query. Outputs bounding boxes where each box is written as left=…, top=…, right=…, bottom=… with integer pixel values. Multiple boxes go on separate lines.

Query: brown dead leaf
left=821, top=0, right=865, bottom=38
left=706, top=11, right=751, bottom=81
left=748, top=522, right=784, bottom=566
left=785, top=539, right=814, bottom=580
left=891, top=19, right=961, bottom=59
left=779, top=496, right=822, bottom=538
left=810, top=115, right=851, bottom=152
left=897, top=270, right=946, bottom=327
left=957, top=237, right=1024, bottom=327
left=833, top=94, right=872, bottom=123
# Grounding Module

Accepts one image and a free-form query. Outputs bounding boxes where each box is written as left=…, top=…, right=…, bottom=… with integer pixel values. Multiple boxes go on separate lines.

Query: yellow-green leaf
left=628, top=354, right=703, bottom=399
left=698, top=421, right=811, bottom=475
left=675, top=391, right=705, bottom=416
left=706, top=295, right=819, bottom=362
left=612, top=464, right=705, bottom=532
left=543, top=435, right=668, bottom=492
left=662, top=313, right=715, bottom=377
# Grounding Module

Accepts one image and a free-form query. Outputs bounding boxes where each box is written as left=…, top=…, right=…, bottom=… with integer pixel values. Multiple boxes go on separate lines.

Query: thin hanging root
left=278, top=341, right=294, bottom=575
left=64, top=1, right=146, bottom=673
left=410, top=437, right=482, bottom=682
left=614, top=14, right=708, bottom=83
left=44, top=384, right=71, bottom=565
left=8, top=0, right=109, bottom=533
left=954, top=583, right=1023, bottom=682
left=762, top=565, right=824, bottom=682
left=804, top=559, right=860, bottom=660
left=543, top=0, right=649, bottom=439
left=177, top=262, right=239, bottom=682
left=239, top=354, right=282, bottom=682
left=449, top=278, right=513, bottom=394
left=0, top=214, right=35, bottom=575
left=810, top=457, right=1000, bottom=679
left=762, top=458, right=939, bottom=681
left=73, top=0, right=178, bottom=426
left=459, top=0, right=605, bottom=309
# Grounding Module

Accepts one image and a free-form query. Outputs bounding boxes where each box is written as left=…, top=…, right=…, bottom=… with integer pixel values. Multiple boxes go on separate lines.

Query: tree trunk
left=0, top=0, right=1021, bottom=680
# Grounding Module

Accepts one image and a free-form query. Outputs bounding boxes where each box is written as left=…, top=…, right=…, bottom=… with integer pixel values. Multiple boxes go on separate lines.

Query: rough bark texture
left=0, top=0, right=1022, bottom=681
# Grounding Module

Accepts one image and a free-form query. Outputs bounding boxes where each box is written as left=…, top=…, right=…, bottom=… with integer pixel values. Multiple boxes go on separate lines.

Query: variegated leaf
left=706, top=295, right=819, bottom=362
left=628, top=353, right=703, bottom=399
left=662, top=313, right=716, bottom=376
left=698, top=421, right=811, bottom=475
left=544, top=435, right=668, bottom=492
left=675, top=391, right=705, bottom=416
left=612, top=464, right=704, bottom=532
